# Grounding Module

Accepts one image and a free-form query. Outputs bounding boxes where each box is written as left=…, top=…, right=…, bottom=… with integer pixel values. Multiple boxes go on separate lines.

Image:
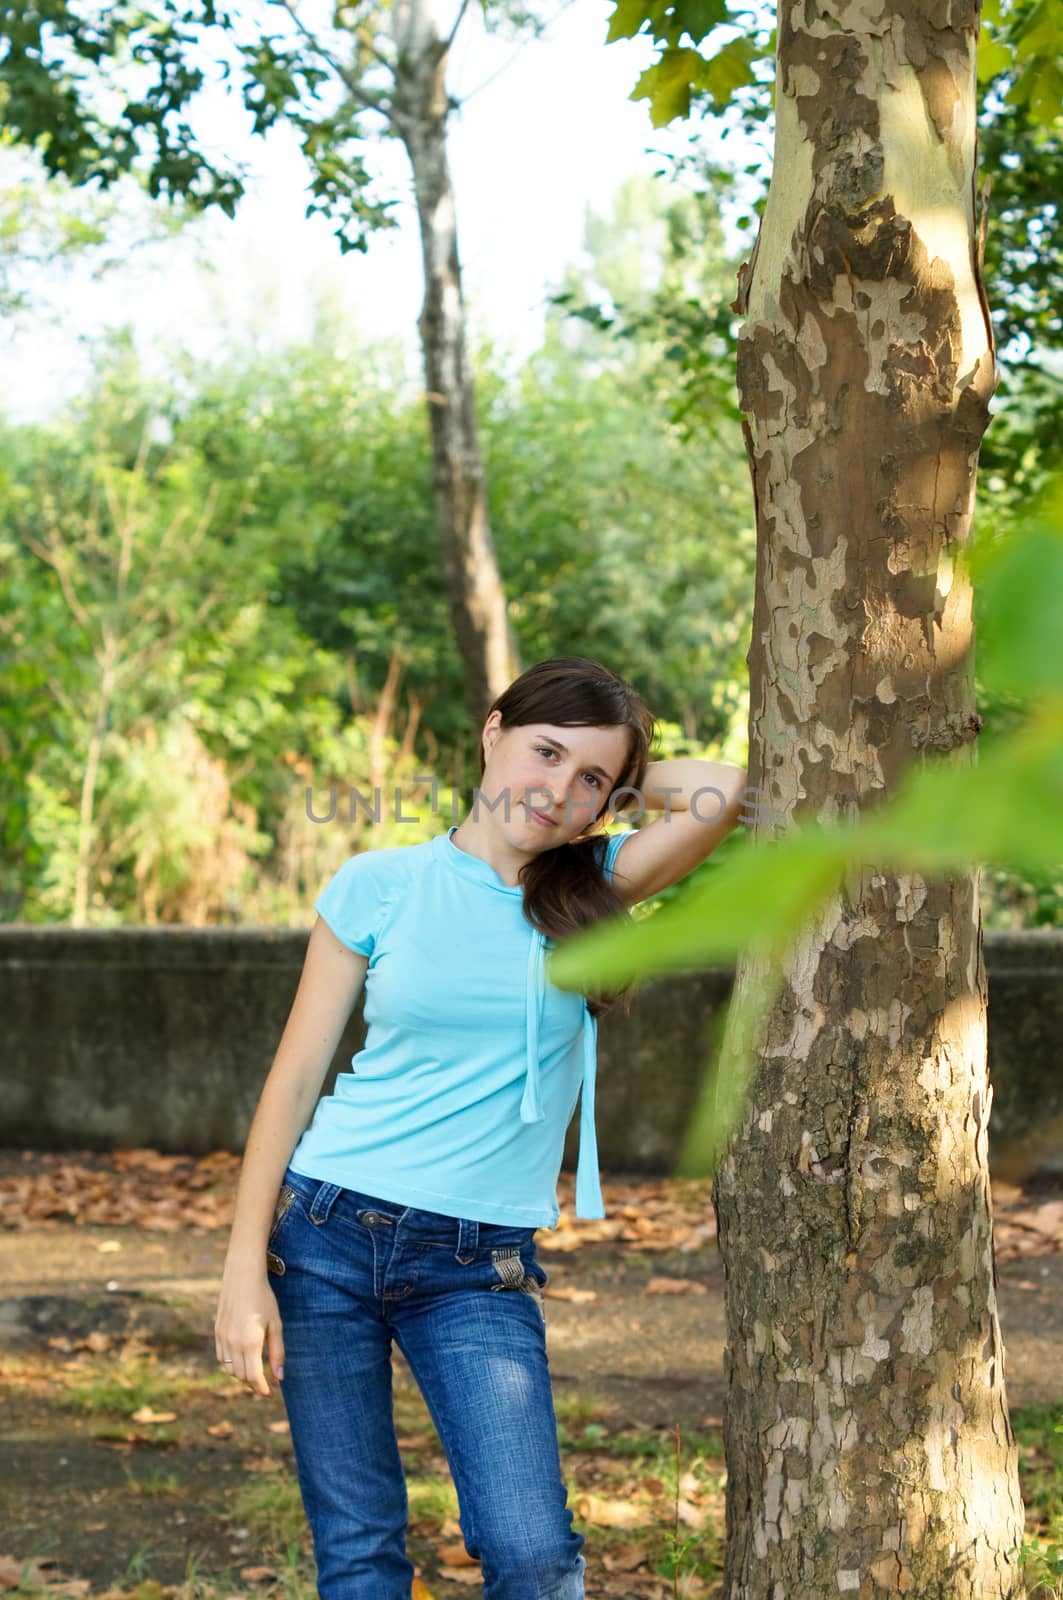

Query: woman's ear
left=484, top=709, right=510, bottom=758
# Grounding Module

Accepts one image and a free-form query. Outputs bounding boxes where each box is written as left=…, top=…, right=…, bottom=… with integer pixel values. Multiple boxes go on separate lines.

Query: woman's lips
left=530, top=809, right=557, bottom=827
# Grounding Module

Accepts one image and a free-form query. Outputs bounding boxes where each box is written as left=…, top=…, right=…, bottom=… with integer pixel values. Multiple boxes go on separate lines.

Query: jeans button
left=364, top=1212, right=378, bottom=1225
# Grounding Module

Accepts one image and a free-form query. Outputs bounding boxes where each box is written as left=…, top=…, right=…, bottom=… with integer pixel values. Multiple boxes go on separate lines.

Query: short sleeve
left=314, top=852, right=390, bottom=957
left=599, top=828, right=635, bottom=886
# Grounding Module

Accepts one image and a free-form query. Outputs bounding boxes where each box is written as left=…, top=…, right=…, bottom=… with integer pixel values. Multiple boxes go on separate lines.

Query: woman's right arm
left=213, top=916, right=368, bottom=1393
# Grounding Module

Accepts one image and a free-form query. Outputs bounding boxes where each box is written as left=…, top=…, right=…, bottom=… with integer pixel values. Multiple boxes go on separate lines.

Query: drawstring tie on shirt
left=519, top=925, right=604, bottom=1219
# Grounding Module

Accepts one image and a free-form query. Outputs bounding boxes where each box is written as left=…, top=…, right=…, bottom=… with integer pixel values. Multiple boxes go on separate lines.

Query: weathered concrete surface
left=1, top=927, right=1061, bottom=1175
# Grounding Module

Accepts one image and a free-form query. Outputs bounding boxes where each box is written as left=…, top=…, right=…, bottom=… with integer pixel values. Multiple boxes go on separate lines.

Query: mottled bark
left=714, top=2, right=1026, bottom=1595
left=390, top=0, right=521, bottom=725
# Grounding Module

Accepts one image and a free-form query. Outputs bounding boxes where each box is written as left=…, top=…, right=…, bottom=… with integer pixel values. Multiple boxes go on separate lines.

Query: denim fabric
left=266, top=1164, right=587, bottom=1600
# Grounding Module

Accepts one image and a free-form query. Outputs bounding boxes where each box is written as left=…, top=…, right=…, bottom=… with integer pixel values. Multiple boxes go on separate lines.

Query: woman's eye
left=536, top=747, right=600, bottom=789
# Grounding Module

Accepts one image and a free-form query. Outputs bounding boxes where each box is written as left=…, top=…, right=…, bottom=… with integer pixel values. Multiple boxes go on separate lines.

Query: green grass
left=56, top=1350, right=184, bottom=1418
left=1017, top=1402, right=1063, bottom=1598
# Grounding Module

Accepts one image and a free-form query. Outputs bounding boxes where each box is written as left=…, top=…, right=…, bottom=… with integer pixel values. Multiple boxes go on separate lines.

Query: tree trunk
left=716, top=2, right=1026, bottom=1595
left=390, top=0, right=522, bottom=726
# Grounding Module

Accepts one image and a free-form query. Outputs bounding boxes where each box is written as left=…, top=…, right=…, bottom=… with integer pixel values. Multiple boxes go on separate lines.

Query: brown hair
left=475, top=655, right=658, bottom=1019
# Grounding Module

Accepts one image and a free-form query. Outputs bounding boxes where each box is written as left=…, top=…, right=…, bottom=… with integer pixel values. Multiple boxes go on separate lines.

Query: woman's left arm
left=609, top=759, right=749, bottom=905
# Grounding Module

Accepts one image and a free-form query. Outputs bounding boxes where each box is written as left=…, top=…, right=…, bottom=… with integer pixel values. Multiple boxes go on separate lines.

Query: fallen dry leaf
left=238, top=1566, right=276, bottom=1582
left=0, top=1555, right=88, bottom=1593
left=645, top=1276, right=707, bottom=1295
left=675, top=1497, right=710, bottom=1529
left=575, top=1492, right=645, bottom=1529
left=677, top=1222, right=718, bottom=1251
left=673, top=1574, right=713, bottom=1597
left=130, top=1406, right=177, bottom=1424
left=0, top=1556, right=33, bottom=1592
left=206, top=1419, right=234, bottom=1438
left=1, top=1149, right=1059, bottom=1273
left=436, top=1541, right=478, bottom=1567
left=600, top=1540, right=652, bottom=1573
left=601, top=1536, right=653, bottom=1574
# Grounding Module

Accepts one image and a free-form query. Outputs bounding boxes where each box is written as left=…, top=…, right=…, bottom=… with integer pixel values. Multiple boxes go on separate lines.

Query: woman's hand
left=214, top=1263, right=286, bottom=1397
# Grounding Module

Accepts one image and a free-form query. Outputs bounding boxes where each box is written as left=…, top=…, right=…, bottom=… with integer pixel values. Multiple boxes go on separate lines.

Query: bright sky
left=1, top=0, right=753, bottom=424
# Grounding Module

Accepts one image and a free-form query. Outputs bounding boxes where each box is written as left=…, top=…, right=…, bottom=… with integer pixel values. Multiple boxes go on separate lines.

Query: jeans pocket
left=488, top=1246, right=547, bottom=1323
left=266, top=1182, right=298, bottom=1276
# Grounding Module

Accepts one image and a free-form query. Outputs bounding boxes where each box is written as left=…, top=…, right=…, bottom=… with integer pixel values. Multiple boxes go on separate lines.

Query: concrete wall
left=2, top=927, right=1060, bottom=1178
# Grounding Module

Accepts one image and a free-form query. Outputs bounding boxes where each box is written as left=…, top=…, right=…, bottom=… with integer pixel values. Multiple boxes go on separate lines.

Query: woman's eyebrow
left=534, top=735, right=615, bottom=785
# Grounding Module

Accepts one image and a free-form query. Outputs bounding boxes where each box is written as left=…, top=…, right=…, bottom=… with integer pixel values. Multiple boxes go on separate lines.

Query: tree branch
left=20, top=528, right=95, bottom=637
left=271, top=0, right=394, bottom=119
left=444, top=0, right=473, bottom=55
left=457, top=0, right=583, bottom=105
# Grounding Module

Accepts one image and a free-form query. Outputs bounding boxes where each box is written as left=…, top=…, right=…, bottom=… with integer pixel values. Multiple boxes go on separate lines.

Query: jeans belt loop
left=455, top=1216, right=479, bottom=1263
left=308, top=1181, right=344, bottom=1226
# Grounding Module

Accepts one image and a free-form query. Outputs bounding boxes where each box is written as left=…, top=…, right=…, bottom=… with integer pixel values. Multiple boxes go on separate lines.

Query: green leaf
left=1028, top=59, right=1063, bottom=125
left=970, top=482, right=1063, bottom=701
left=605, top=0, right=652, bottom=43
left=606, top=0, right=731, bottom=47
left=547, top=827, right=847, bottom=991
left=631, top=49, right=704, bottom=126
left=977, top=34, right=1013, bottom=82
left=695, top=36, right=760, bottom=105
left=673, top=0, right=731, bottom=40
left=1013, top=0, right=1062, bottom=63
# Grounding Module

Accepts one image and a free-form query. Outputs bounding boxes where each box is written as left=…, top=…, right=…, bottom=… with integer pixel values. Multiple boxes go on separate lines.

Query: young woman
left=213, top=655, right=746, bottom=1599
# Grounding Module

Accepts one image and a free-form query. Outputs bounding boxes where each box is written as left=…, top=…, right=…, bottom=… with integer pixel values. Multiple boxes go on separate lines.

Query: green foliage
left=981, top=0, right=1063, bottom=125
left=0, top=0, right=550, bottom=257
left=602, top=0, right=773, bottom=128
left=547, top=167, right=745, bottom=443
left=629, top=37, right=761, bottom=127
left=0, top=274, right=756, bottom=922
left=605, top=0, right=731, bottom=42
left=0, top=0, right=244, bottom=211
left=0, top=0, right=396, bottom=254
left=479, top=325, right=753, bottom=746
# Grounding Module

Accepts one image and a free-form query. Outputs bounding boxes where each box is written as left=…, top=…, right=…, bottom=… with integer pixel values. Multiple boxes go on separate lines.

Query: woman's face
left=479, top=713, right=632, bottom=849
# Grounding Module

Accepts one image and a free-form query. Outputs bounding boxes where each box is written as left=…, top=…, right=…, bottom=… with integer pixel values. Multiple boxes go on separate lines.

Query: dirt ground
left=1, top=1152, right=1061, bottom=1593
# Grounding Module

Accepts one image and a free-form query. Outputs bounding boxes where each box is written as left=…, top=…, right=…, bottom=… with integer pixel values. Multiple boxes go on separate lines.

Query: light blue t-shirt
left=288, top=823, right=634, bottom=1228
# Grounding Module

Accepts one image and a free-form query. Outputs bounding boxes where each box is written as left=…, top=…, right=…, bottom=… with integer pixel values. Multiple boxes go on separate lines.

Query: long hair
left=475, top=656, right=658, bottom=1019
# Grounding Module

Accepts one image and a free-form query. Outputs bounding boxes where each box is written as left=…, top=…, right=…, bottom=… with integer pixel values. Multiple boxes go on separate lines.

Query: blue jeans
left=266, top=1164, right=587, bottom=1600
